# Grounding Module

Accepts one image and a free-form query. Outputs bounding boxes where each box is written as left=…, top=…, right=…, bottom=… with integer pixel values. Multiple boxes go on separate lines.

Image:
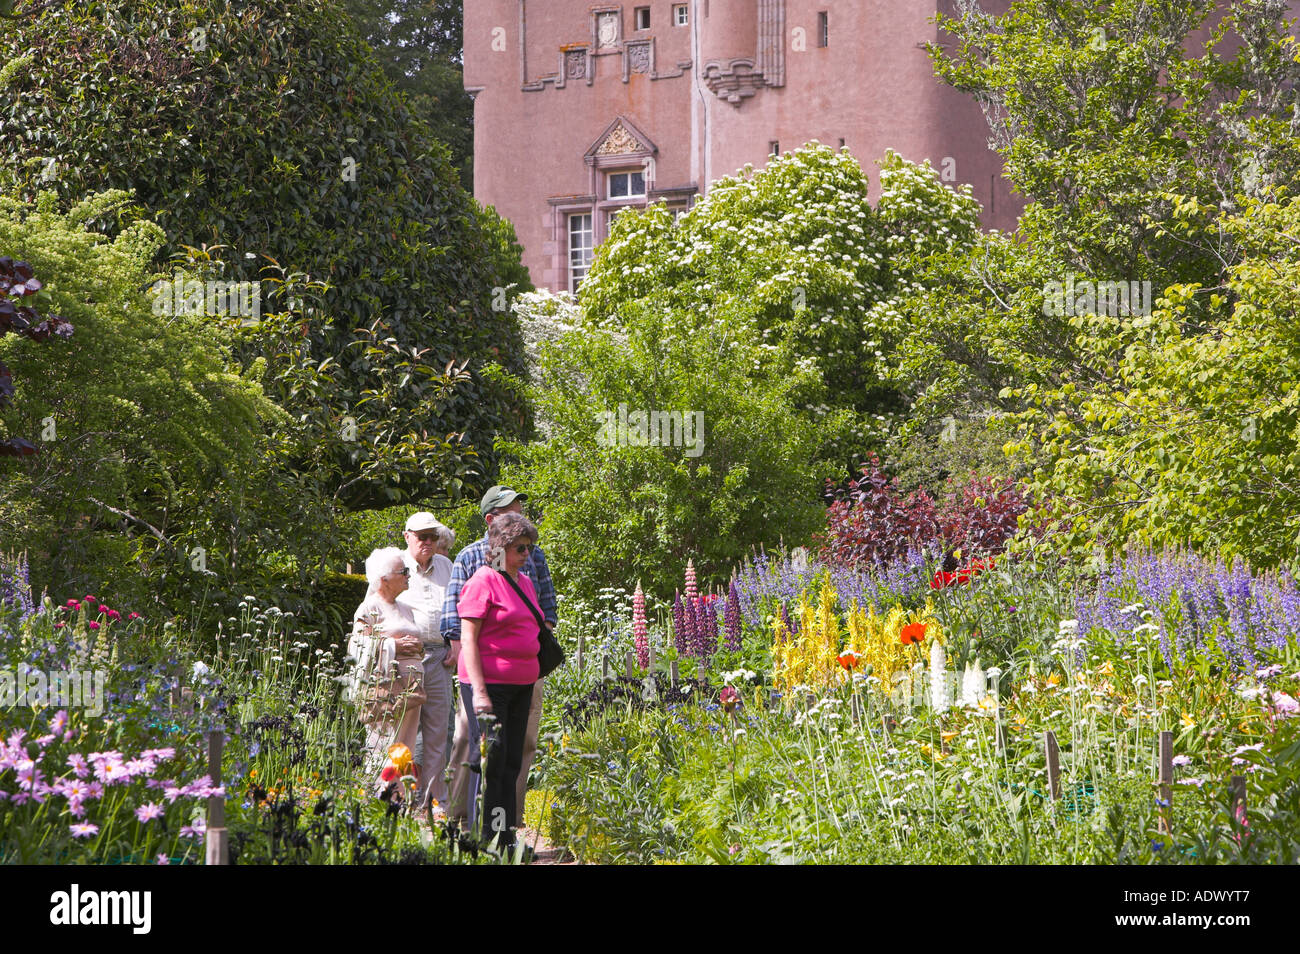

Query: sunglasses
left=389, top=567, right=410, bottom=578
left=410, top=532, right=440, bottom=543
left=512, top=544, right=534, bottom=555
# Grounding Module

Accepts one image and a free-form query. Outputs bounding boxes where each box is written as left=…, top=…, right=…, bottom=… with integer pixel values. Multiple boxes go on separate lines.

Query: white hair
left=364, top=546, right=406, bottom=595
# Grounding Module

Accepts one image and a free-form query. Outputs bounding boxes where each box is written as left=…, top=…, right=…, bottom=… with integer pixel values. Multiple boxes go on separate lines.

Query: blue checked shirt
left=440, top=533, right=558, bottom=640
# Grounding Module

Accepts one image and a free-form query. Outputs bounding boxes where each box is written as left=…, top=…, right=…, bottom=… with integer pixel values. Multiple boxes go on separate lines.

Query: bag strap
left=497, top=567, right=547, bottom=629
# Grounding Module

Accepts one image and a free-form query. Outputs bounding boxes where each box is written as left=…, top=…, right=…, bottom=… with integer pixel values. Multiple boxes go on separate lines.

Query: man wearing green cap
left=441, top=485, right=558, bottom=830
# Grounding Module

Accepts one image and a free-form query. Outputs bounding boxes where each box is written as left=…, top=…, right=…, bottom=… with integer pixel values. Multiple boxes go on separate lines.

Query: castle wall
left=463, top=1, right=1047, bottom=293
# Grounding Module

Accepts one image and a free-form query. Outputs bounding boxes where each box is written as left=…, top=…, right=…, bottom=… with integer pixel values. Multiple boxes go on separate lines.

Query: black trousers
left=459, top=680, right=534, bottom=846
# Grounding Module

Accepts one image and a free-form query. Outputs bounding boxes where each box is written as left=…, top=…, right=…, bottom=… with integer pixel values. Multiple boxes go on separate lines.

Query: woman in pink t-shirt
left=457, top=511, right=541, bottom=850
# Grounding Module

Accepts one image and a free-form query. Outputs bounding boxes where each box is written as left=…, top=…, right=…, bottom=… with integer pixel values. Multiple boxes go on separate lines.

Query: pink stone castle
left=464, top=1, right=1023, bottom=293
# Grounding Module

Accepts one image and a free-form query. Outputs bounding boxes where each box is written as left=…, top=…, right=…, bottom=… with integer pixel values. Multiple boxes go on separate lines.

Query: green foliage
left=0, top=190, right=277, bottom=605
left=1, top=0, right=531, bottom=509
left=887, top=0, right=1300, bottom=561
left=577, top=145, right=982, bottom=470
left=503, top=286, right=831, bottom=601
left=896, top=0, right=1300, bottom=426
left=1017, top=193, right=1300, bottom=566
left=342, top=0, right=473, bottom=187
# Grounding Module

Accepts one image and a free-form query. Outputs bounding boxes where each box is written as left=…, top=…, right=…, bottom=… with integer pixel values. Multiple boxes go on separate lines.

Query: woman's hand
left=472, top=686, right=493, bottom=716
left=394, top=634, right=422, bottom=656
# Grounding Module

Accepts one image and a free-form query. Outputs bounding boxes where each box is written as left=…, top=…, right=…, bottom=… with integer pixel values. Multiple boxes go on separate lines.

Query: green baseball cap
left=480, top=485, right=528, bottom=517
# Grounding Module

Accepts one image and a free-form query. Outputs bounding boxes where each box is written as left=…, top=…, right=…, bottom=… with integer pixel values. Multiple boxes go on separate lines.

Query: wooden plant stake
left=669, top=659, right=679, bottom=686
left=205, top=730, right=228, bottom=865
left=1157, top=730, right=1173, bottom=835
left=601, top=655, right=609, bottom=682
left=625, top=650, right=636, bottom=680
left=575, top=633, right=584, bottom=673
left=1044, top=730, right=1061, bottom=801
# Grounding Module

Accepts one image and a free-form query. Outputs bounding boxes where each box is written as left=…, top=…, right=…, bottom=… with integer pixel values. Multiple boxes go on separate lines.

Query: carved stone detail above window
left=565, top=49, right=587, bottom=78
left=596, top=122, right=646, bottom=156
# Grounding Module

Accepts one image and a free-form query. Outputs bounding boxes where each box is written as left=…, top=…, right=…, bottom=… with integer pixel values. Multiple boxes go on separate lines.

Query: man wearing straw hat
left=399, top=511, right=456, bottom=819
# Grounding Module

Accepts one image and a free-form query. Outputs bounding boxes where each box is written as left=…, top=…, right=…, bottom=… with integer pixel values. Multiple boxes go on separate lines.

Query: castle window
left=818, top=11, right=828, bottom=47
left=769, top=140, right=780, bottom=156
left=569, top=213, right=594, bottom=292
left=608, top=171, right=647, bottom=199
left=635, top=6, right=650, bottom=30
left=673, top=4, right=688, bottom=26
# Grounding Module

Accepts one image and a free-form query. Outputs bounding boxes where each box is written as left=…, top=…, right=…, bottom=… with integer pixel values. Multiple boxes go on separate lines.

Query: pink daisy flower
left=134, top=802, right=165, bottom=823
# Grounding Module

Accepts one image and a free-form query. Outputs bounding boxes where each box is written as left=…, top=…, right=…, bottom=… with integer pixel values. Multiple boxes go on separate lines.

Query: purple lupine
left=695, top=597, right=718, bottom=659
left=0, top=553, right=36, bottom=632
left=672, top=591, right=686, bottom=654
left=1079, top=547, right=1297, bottom=672
left=724, top=579, right=742, bottom=652
left=681, top=595, right=698, bottom=657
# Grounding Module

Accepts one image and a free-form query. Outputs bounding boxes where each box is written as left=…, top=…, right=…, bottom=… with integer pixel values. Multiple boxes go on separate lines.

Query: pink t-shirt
left=456, top=566, right=541, bottom=685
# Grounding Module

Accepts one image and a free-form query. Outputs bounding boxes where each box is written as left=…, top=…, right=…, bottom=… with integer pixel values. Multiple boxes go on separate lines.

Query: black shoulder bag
left=499, top=569, right=565, bottom=679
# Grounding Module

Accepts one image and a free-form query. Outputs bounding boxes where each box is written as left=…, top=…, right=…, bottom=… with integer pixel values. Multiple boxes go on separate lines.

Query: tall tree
left=344, top=0, right=474, bottom=187
left=1, top=0, right=530, bottom=513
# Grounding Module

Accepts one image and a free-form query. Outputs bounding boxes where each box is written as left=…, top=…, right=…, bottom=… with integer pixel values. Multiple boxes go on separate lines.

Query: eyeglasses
left=410, top=531, right=439, bottom=542
left=388, top=567, right=410, bottom=578
left=512, top=544, right=534, bottom=555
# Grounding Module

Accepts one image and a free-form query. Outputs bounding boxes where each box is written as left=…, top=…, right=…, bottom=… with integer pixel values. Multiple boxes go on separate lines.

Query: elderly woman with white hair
left=348, top=546, right=427, bottom=799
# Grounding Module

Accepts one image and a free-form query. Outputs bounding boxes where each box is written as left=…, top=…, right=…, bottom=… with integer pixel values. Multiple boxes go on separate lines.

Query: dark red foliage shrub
left=817, top=456, right=1030, bottom=570
left=817, top=453, right=940, bottom=568
left=938, top=473, right=1029, bottom=556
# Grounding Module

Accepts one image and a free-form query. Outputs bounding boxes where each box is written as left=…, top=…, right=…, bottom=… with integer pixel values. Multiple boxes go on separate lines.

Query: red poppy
left=837, top=650, right=860, bottom=671
left=380, top=765, right=397, bottom=782
left=930, top=556, right=996, bottom=589
left=900, top=622, right=928, bottom=645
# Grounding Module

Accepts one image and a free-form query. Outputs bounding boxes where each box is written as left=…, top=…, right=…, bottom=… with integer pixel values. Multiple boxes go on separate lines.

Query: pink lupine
left=633, top=581, right=649, bottom=670
left=684, top=559, right=698, bottom=603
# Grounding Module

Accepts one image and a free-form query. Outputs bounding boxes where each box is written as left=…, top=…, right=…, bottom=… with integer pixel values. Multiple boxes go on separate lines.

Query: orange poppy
left=837, top=650, right=861, bottom=670
left=900, top=622, right=928, bottom=645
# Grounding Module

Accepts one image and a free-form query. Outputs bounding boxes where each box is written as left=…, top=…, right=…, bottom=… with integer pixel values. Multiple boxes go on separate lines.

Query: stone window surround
left=563, top=205, right=596, bottom=293
left=546, top=182, right=696, bottom=290
left=588, top=151, right=654, bottom=247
